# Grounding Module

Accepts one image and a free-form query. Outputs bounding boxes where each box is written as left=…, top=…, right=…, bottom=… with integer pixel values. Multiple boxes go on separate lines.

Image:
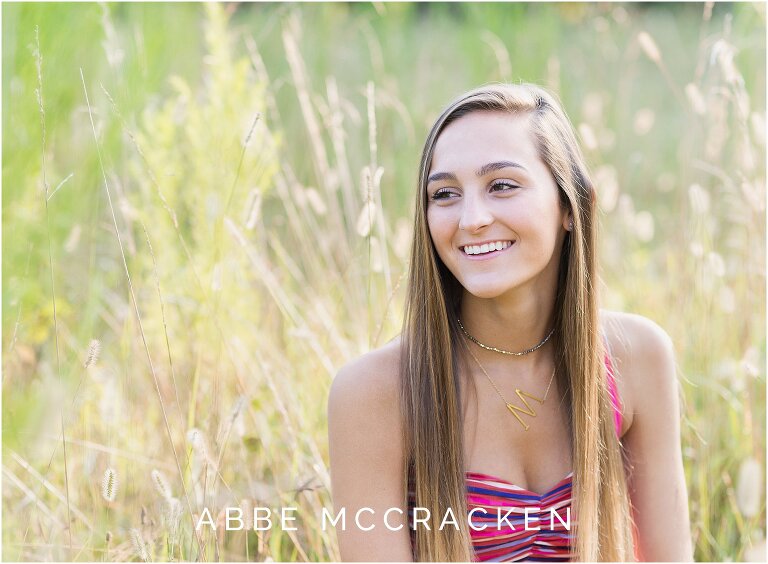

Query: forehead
left=429, top=110, right=541, bottom=173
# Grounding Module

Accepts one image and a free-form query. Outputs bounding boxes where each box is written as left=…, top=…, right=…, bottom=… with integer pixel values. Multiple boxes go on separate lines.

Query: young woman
left=328, top=83, right=693, bottom=562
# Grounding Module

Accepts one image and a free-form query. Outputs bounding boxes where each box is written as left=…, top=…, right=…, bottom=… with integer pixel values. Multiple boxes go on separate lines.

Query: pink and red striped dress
left=408, top=354, right=624, bottom=562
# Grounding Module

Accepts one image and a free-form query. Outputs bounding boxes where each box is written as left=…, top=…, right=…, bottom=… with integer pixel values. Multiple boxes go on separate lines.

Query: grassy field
left=2, top=2, right=765, bottom=561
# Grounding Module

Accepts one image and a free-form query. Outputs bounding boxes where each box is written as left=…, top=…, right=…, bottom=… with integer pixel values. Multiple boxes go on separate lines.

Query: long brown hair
left=400, top=83, right=635, bottom=561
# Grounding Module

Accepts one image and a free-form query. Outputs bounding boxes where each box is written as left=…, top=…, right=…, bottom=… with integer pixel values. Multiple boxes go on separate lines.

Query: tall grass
left=34, top=22, right=74, bottom=556
left=2, top=2, right=765, bottom=561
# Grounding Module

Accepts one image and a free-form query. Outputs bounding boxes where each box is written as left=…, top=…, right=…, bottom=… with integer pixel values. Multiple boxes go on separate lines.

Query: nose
left=458, top=191, right=493, bottom=232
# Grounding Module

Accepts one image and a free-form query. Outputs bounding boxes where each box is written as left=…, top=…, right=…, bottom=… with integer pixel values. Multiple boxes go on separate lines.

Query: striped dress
left=407, top=354, right=624, bottom=562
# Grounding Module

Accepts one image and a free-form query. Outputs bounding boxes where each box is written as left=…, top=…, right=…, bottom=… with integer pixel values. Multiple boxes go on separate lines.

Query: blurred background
left=2, top=2, right=765, bottom=561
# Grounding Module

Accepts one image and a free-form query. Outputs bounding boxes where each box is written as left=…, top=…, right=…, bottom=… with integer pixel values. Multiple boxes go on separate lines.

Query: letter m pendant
left=506, top=390, right=544, bottom=431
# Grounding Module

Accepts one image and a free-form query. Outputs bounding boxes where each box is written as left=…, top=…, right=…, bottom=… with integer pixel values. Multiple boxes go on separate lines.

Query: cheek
left=515, top=197, right=561, bottom=233
left=426, top=210, right=457, bottom=264
left=426, top=209, right=451, bottom=243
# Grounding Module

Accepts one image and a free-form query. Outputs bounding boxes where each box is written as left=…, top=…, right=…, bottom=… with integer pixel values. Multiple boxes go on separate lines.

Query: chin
left=462, top=282, right=518, bottom=300
left=456, top=270, right=535, bottom=299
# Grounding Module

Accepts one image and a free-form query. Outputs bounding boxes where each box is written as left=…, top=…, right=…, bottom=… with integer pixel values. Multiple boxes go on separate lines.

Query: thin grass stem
left=34, top=26, right=73, bottom=554
left=79, top=67, right=205, bottom=559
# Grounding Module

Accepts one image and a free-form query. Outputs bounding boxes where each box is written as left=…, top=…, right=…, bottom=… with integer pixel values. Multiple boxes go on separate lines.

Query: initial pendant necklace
left=459, top=318, right=556, bottom=431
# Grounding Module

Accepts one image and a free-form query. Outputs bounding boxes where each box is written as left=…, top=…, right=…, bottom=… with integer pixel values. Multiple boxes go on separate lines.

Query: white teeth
left=463, top=241, right=513, bottom=255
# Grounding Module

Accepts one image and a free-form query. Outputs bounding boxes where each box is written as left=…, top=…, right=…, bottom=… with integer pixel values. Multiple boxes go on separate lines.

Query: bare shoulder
left=601, top=310, right=675, bottom=363
left=328, top=335, right=402, bottom=420
left=326, top=333, right=405, bottom=479
left=601, top=314, right=692, bottom=560
left=327, top=335, right=413, bottom=560
left=600, top=310, right=678, bottom=434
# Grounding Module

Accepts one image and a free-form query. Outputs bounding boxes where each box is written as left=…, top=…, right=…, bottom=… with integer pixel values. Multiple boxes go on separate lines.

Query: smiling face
left=426, top=110, right=571, bottom=300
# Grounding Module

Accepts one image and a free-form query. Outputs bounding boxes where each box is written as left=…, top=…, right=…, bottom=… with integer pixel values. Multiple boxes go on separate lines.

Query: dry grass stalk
left=80, top=68, right=205, bottom=558
left=2, top=465, right=65, bottom=528
left=141, top=223, right=187, bottom=436
left=34, top=25, right=73, bottom=551
left=6, top=5, right=763, bottom=561
left=8, top=450, right=93, bottom=529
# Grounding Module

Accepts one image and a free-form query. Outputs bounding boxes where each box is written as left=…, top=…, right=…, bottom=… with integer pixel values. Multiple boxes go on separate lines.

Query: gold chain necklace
left=457, top=317, right=555, bottom=356
left=465, top=345, right=556, bottom=432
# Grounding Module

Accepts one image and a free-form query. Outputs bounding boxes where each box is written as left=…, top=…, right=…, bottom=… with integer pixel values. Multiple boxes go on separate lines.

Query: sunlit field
left=2, top=2, right=765, bottom=561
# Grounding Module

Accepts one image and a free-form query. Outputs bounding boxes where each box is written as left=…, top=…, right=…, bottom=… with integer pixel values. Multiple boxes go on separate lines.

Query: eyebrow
left=427, top=160, right=528, bottom=184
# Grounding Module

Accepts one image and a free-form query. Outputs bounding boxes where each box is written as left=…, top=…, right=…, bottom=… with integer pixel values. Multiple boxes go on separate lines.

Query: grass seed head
left=685, top=83, right=707, bottom=115
left=638, top=31, right=661, bottom=63
left=356, top=200, right=377, bottom=237
left=84, top=339, right=102, bottom=368
left=737, top=457, right=763, bottom=518
left=163, top=497, right=183, bottom=543
left=102, top=467, right=118, bottom=502
left=130, top=528, right=151, bottom=562
left=187, top=428, right=211, bottom=462
left=151, top=469, right=173, bottom=500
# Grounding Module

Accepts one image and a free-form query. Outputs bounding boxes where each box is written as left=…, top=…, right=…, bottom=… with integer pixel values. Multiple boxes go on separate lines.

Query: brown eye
left=431, top=188, right=459, bottom=200
left=490, top=181, right=520, bottom=192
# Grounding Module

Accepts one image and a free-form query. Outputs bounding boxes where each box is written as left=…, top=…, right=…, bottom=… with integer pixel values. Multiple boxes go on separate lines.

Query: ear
left=563, top=213, right=573, bottom=232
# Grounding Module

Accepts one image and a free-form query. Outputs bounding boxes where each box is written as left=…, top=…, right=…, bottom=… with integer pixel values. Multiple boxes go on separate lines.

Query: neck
left=458, top=285, right=557, bottom=368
